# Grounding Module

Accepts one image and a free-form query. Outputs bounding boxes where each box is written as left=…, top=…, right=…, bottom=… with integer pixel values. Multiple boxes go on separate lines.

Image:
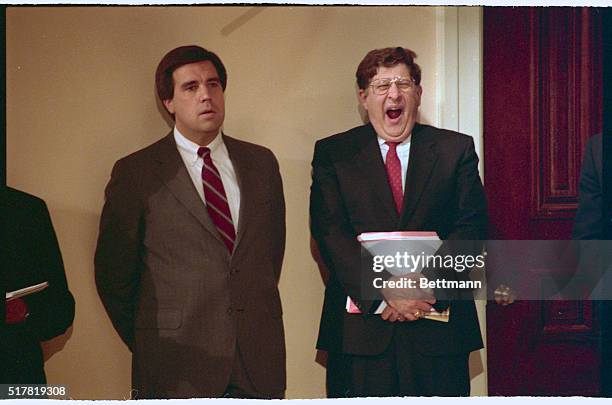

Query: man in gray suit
left=95, top=45, right=286, bottom=399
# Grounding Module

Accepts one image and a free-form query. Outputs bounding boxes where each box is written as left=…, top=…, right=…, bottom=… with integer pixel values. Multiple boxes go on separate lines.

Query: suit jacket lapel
left=354, top=124, right=400, bottom=225
left=401, top=123, right=439, bottom=223
left=152, top=133, right=225, bottom=246
left=223, top=134, right=251, bottom=250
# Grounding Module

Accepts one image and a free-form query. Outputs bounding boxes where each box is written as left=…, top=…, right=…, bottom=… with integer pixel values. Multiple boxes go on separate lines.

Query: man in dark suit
left=571, top=134, right=612, bottom=396
left=95, top=45, right=286, bottom=399
left=573, top=134, right=603, bottom=240
left=310, top=47, right=488, bottom=397
left=570, top=134, right=608, bottom=298
left=1, top=186, right=75, bottom=383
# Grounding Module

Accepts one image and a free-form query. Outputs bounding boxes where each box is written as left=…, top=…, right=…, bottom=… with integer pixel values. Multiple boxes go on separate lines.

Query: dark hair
left=356, top=47, right=421, bottom=90
left=155, top=45, right=227, bottom=102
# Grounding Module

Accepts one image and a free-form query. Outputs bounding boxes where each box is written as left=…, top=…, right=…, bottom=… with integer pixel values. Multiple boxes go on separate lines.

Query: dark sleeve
left=563, top=135, right=607, bottom=298
left=573, top=136, right=603, bottom=240
left=309, top=140, right=377, bottom=312
left=421, top=136, right=488, bottom=306
left=0, top=282, right=5, bottom=324
left=269, top=150, right=286, bottom=282
left=22, top=199, right=75, bottom=342
left=445, top=136, right=488, bottom=241
left=94, top=159, right=143, bottom=350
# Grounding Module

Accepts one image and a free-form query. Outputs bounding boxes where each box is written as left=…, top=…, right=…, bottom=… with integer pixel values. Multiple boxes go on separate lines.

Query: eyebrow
left=180, top=80, right=199, bottom=89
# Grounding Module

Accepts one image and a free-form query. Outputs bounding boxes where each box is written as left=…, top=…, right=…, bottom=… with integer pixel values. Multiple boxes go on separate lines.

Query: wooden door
left=484, top=7, right=602, bottom=396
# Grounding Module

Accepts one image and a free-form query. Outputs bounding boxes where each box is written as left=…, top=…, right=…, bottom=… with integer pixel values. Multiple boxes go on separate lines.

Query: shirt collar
left=173, top=127, right=223, bottom=165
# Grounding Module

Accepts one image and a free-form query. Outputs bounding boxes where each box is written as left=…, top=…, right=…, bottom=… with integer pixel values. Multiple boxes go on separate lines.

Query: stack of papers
left=6, top=282, right=49, bottom=301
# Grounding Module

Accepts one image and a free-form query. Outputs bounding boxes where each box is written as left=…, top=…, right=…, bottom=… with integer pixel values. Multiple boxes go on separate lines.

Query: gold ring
left=414, top=311, right=421, bottom=318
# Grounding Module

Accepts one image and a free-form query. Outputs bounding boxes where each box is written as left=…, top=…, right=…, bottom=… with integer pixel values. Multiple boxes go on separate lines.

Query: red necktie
left=198, top=147, right=236, bottom=253
left=385, top=142, right=404, bottom=214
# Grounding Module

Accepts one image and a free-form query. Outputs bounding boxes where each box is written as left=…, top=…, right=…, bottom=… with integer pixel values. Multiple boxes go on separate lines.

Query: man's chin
left=380, top=131, right=410, bottom=143
left=382, top=121, right=414, bottom=140
left=197, top=124, right=222, bottom=135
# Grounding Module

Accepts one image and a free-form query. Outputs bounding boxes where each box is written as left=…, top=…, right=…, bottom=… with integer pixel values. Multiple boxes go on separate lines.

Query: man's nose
left=387, top=82, right=401, bottom=99
left=198, top=86, right=211, bottom=101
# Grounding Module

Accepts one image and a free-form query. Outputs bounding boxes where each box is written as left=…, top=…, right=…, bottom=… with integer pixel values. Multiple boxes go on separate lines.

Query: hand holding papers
left=379, top=274, right=449, bottom=322
left=5, top=282, right=48, bottom=325
left=346, top=292, right=449, bottom=322
left=381, top=273, right=437, bottom=321
left=345, top=231, right=451, bottom=322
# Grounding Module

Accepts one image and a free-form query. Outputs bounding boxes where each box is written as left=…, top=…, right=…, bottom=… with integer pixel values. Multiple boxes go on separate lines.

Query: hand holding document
left=346, top=296, right=449, bottom=322
left=346, top=231, right=450, bottom=322
left=380, top=273, right=438, bottom=321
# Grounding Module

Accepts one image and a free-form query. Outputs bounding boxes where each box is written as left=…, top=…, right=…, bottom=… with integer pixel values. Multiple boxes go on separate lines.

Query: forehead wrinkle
left=373, top=64, right=411, bottom=79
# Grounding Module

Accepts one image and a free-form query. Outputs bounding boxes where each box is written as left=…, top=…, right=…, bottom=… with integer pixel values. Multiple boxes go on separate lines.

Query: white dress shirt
left=378, top=135, right=411, bottom=192
left=174, top=128, right=241, bottom=231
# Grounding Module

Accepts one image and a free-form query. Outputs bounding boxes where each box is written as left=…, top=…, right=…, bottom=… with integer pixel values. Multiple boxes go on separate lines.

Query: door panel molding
left=530, top=8, right=603, bottom=220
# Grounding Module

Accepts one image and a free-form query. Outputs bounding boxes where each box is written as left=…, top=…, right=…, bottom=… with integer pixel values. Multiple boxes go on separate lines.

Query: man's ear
left=163, top=99, right=175, bottom=114
left=358, top=89, right=369, bottom=111
left=415, top=85, right=423, bottom=107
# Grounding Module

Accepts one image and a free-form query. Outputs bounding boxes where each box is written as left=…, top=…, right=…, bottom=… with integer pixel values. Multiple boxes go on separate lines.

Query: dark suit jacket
left=571, top=135, right=612, bottom=395
left=94, top=133, right=286, bottom=398
left=310, top=123, right=488, bottom=356
left=573, top=134, right=603, bottom=240
left=569, top=134, right=612, bottom=295
left=1, top=187, right=75, bottom=383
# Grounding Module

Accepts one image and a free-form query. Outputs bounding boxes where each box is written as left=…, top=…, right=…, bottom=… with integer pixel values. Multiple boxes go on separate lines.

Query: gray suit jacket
left=95, top=133, right=286, bottom=398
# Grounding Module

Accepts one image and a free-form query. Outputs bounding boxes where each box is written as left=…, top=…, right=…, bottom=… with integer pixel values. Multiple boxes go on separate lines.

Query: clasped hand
left=380, top=274, right=436, bottom=322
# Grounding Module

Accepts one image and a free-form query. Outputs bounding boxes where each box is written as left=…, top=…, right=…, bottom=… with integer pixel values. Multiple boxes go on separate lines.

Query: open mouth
left=386, top=108, right=402, bottom=120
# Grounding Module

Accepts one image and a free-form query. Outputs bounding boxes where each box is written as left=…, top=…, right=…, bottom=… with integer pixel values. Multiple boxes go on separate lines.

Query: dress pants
left=327, top=323, right=470, bottom=397
left=600, top=300, right=612, bottom=397
left=223, top=342, right=284, bottom=399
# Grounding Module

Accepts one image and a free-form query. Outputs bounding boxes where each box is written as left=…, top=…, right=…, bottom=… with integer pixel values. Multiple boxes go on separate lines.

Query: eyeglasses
left=368, top=76, right=416, bottom=95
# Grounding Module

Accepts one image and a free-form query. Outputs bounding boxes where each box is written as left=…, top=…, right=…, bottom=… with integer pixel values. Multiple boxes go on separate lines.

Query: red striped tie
left=385, top=141, right=404, bottom=215
left=198, top=147, right=236, bottom=253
